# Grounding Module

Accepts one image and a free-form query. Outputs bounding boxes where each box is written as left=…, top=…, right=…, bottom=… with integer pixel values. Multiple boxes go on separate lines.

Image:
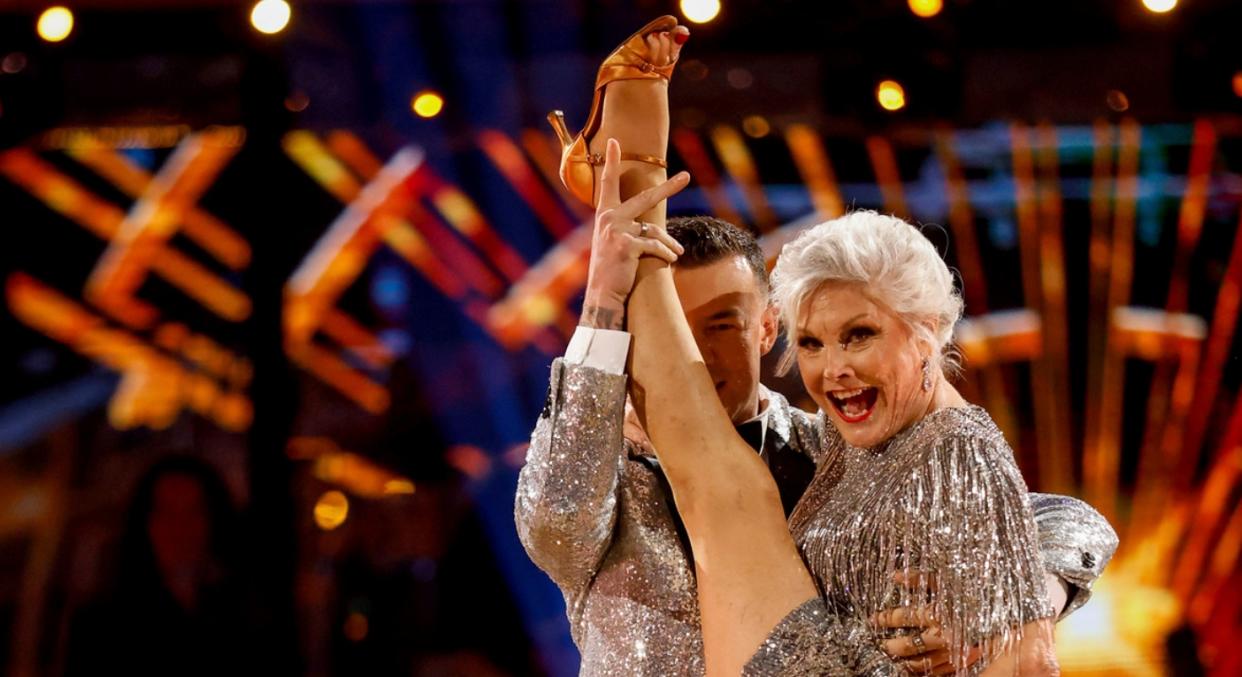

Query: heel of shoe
left=548, top=109, right=597, bottom=206
left=547, top=110, right=574, bottom=149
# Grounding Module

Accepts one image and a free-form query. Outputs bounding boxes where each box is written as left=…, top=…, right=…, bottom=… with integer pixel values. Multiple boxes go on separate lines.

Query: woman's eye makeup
left=796, top=335, right=822, bottom=349
left=840, top=326, right=878, bottom=345
left=797, top=324, right=877, bottom=350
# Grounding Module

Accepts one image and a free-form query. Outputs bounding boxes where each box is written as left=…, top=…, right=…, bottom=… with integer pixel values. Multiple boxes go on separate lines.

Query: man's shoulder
left=762, top=385, right=830, bottom=452
left=764, top=387, right=810, bottom=419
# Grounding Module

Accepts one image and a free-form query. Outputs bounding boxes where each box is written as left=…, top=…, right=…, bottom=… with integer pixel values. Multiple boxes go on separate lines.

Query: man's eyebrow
left=707, top=308, right=744, bottom=321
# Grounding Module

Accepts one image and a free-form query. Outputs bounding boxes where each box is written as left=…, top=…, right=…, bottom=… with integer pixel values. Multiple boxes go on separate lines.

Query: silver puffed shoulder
left=1028, top=492, right=1119, bottom=619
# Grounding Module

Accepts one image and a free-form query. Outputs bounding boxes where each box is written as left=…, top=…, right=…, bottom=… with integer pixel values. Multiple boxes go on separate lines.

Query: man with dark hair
left=661, top=216, right=812, bottom=514
left=667, top=215, right=769, bottom=290
left=515, top=215, right=1116, bottom=676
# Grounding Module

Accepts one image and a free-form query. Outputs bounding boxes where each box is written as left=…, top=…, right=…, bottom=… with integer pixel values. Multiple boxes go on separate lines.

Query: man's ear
left=759, top=303, right=780, bottom=356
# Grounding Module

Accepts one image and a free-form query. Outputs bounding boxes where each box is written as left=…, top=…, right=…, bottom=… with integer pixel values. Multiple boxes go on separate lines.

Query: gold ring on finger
left=638, top=222, right=649, bottom=237
left=910, top=632, right=926, bottom=653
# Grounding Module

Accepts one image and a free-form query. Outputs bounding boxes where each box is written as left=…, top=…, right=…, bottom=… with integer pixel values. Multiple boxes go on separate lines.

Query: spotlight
left=876, top=80, right=906, bottom=112
left=36, top=6, right=74, bottom=43
left=680, top=0, right=721, bottom=24
left=313, top=490, right=349, bottom=530
left=908, top=0, right=943, bottom=19
left=411, top=90, right=444, bottom=118
left=1141, top=0, right=1177, bottom=13
left=250, top=0, right=291, bottom=35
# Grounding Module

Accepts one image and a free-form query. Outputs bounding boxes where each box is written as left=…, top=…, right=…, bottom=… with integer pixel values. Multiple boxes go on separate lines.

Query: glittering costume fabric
left=516, top=360, right=1117, bottom=676
left=1028, top=493, right=1118, bottom=619
left=745, top=599, right=892, bottom=676
left=750, top=405, right=1058, bottom=675
left=515, top=360, right=887, bottom=675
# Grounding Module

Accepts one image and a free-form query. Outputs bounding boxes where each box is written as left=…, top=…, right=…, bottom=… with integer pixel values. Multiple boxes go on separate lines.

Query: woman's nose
left=821, top=350, right=853, bottom=382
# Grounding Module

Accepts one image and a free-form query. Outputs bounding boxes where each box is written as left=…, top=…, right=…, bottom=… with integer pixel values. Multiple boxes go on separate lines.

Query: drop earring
left=921, top=358, right=932, bottom=392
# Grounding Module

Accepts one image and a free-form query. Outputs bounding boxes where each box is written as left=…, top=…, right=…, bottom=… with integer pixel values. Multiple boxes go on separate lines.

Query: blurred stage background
left=0, top=0, right=1240, bottom=675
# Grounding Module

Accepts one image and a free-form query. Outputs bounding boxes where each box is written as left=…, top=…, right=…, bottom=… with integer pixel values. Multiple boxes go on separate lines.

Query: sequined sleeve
left=514, top=359, right=628, bottom=602
left=894, top=427, right=1055, bottom=669
left=1028, top=492, right=1118, bottom=619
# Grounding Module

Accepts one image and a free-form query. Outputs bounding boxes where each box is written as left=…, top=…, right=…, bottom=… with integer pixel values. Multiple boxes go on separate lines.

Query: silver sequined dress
left=748, top=405, right=1060, bottom=675
left=516, top=359, right=1118, bottom=676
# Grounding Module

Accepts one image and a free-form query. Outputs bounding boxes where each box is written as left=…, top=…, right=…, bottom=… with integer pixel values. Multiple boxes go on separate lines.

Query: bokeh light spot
left=344, top=611, right=368, bottom=642
left=37, top=7, right=74, bottom=43
left=908, top=0, right=943, bottom=19
left=876, top=80, right=907, bottom=112
left=250, top=0, right=291, bottom=35
left=742, top=115, right=771, bottom=138
left=1106, top=89, right=1130, bottom=112
left=680, top=0, right=721, bottom=24
left=411, top=90, right=444, bottom=118
left=1141, top=0, right=1177, bottom=13
left=284, top=91, right=309, bottom=113
left=3, top=52, right=28, bottom=74
left=313, top=490, right=349, bottom=530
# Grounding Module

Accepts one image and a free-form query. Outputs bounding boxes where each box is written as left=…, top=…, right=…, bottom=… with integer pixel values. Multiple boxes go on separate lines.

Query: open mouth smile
left=827, top=387, right=878, bottom=424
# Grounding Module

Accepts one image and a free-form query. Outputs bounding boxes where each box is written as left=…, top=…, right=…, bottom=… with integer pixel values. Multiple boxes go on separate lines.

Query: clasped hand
left=580, top=138, right=690, bottom=330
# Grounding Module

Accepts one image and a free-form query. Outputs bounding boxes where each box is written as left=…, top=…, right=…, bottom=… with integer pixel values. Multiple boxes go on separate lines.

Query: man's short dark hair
left=666, top=216, right=768, bottom=292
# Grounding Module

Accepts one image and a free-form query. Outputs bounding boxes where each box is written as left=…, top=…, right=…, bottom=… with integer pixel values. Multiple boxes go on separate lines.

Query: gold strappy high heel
left=547, top=15, right=679, bottom=207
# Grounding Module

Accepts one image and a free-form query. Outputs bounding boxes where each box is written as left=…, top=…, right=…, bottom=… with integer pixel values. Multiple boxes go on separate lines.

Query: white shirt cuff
left=564, top=326, right=631, bottom=376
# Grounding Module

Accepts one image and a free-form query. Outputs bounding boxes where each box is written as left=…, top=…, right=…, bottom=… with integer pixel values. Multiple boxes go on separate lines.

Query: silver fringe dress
left=747, top=405, right=1055, bottom=675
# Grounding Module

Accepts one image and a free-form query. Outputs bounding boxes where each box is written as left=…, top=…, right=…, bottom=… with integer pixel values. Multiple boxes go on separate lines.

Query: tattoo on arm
left=581, top=304, right=625, bottom=330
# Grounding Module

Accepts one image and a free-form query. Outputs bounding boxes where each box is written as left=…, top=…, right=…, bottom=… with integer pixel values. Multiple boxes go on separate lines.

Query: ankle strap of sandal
left=583, top=151, right=668, bottom=168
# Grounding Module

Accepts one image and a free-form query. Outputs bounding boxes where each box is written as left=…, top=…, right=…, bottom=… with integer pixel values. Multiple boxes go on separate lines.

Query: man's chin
left=723, top=399, right=755, bottom=426
left=716, top=382, right=760, bottom=424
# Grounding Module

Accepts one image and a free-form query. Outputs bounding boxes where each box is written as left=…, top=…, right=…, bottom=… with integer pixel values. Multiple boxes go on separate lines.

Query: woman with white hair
left=602, top=139, right=1059, bottom=673
left=763, top=211, right=1056, bottom=674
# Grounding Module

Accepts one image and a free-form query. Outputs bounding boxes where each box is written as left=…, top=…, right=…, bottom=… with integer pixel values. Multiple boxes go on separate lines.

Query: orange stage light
left=908, top=0, right=943, bottom=19
left=6, top=273, right=252, bottom=431
left=710, top=125, right=777, bottom=232
left=784, top=124, right=844, bottom=220
left=876, top=80, right=906, bottom=112
left=313, top=490, right=349, bottom=530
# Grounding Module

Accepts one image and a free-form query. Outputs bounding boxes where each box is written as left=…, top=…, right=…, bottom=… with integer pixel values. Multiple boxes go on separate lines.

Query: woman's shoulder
left=914, top=405, right=1006, bottom=449
left=902, top=405, right=1020, bottom=475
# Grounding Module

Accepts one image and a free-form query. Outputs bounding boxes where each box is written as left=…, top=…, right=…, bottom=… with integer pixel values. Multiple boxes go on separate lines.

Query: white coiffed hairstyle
left=771, top=210, right=964, bottom=376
